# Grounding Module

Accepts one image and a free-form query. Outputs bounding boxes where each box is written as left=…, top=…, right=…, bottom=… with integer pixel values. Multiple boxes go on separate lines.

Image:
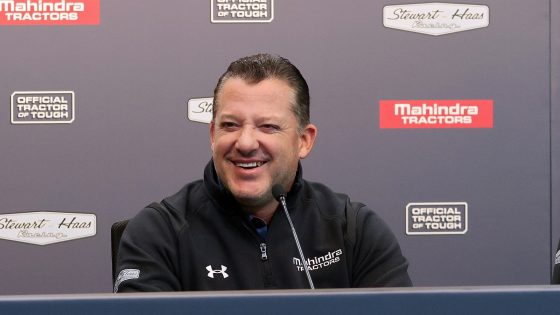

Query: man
left=114, top=53, right=412, bottom=292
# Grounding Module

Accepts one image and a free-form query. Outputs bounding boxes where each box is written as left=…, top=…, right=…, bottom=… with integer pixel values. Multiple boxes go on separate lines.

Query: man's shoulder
left=302, top=180, right=366, bottom=217
left=128, top=179, right=208, bottom=234
left=161, top=179, right=206, bottom=213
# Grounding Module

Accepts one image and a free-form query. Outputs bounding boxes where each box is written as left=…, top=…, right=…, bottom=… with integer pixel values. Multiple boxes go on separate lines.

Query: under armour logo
left=206, top=265, right=229, bottom=279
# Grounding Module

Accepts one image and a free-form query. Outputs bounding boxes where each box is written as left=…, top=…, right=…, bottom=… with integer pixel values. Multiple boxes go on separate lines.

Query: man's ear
left=210, top=121, right=215, bottom=152
left=298, top=123, right=317, bottom=159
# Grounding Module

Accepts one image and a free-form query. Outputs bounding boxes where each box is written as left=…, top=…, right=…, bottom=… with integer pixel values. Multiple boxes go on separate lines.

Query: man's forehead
left=216, top=78, right=296, bottom=109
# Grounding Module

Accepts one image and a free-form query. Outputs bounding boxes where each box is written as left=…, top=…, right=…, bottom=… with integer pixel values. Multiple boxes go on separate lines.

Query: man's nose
left=235, top=126, right=259, bottom=153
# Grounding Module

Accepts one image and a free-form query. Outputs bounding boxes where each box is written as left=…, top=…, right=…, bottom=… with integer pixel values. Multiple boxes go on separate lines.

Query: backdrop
left=0, top=0, right=558, bottom=294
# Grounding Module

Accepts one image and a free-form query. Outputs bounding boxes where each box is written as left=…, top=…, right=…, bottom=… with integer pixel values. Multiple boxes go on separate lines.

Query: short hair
left=213, top=53, right=310, bottom=131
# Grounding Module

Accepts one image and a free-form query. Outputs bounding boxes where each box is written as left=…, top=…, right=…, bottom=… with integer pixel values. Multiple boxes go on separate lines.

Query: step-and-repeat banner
left=0, top=0, right=557, bottom=294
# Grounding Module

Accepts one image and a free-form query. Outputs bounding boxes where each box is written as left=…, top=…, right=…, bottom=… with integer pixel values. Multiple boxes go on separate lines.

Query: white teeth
left=236, top=162, right=263, bottom=168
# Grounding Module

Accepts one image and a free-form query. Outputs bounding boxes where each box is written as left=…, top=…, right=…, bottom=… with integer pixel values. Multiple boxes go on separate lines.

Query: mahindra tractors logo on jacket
left=293, top=249, right=343, bottom=271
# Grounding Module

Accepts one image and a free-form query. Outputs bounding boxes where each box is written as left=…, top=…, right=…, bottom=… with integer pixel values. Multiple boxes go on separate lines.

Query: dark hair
left=213, top=53, right=310, bottom=131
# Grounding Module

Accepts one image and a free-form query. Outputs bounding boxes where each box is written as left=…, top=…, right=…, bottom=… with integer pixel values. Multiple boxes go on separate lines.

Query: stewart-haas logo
left=383, top=3, right=489, bottom=36
left=379, top=99, right=493, bottom=129
left=0, top=212, right=96, bottom=245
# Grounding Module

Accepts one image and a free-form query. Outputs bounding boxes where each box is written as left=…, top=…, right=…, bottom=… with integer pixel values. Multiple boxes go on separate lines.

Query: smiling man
left=114, top=54, right=412, bottom=292
left=211, top=75, right=316, bottom=224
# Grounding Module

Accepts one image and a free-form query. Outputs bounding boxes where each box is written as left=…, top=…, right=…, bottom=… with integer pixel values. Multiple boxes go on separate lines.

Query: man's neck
left=243, top=201, right=279, bottom=224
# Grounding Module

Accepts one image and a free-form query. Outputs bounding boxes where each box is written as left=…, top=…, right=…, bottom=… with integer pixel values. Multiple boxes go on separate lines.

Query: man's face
left=210, top=77, right=316, bottom=212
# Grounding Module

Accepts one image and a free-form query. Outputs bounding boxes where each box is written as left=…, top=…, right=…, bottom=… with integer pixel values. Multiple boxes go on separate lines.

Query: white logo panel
left=383, top=3, right=489, bottom=36
left=187, top=97, right=213, bottom=124
left=0, top=212, right=96, bottom=245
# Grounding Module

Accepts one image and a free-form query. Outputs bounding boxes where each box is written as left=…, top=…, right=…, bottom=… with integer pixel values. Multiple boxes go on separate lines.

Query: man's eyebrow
left=216, top=114, right=238, bottom=120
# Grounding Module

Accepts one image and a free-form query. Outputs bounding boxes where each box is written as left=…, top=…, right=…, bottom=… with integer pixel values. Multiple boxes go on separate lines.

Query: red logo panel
left=0, top=0, right=99, bottom=25
left=380, top=99, right=493, bottom=129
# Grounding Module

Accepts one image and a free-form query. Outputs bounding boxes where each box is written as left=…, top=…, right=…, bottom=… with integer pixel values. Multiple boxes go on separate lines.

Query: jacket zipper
left=259, top=242, right=274, bottom=287
left=260, top=243, right=268, bottom=261
left=238, top=218, right=274, bottom=286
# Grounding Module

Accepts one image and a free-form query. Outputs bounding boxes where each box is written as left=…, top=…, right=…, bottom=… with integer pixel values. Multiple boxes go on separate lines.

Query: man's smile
left=235, top=161, right=266, bottom=169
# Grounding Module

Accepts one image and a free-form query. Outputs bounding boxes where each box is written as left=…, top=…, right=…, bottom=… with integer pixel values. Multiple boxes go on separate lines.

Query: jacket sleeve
left=114, top=205, right=181, bottom=292
left=349, top=203, right=412, bottom=287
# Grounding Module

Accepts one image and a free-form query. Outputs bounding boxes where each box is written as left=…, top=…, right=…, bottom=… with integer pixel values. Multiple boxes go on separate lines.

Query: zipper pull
left=260, top=243, right=268, bottom=261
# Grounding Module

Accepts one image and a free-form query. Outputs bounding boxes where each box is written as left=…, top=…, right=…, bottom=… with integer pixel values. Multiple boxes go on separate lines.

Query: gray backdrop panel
left=0, top=0, right=556, bottom=294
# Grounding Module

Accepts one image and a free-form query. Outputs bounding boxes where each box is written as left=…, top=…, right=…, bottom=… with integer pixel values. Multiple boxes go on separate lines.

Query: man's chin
left=230, top=190, right=271, bottom=208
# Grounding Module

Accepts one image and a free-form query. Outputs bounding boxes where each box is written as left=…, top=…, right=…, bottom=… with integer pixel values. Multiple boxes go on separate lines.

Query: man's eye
left=220, top=122, right=238, bottom=129
left=261, top=124, right=280, bottom=132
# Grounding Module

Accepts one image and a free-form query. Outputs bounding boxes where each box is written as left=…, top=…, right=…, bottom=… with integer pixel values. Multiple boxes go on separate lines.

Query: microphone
left=271, top=184, right=315, bottom=289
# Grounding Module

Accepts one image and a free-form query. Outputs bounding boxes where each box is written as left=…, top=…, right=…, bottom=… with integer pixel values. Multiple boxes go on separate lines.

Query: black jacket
left=115, top=161, right=412, bottom=292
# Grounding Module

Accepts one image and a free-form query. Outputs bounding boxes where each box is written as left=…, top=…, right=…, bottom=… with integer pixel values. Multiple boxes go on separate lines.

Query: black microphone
left=271, top=184, right=315, bottom=289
